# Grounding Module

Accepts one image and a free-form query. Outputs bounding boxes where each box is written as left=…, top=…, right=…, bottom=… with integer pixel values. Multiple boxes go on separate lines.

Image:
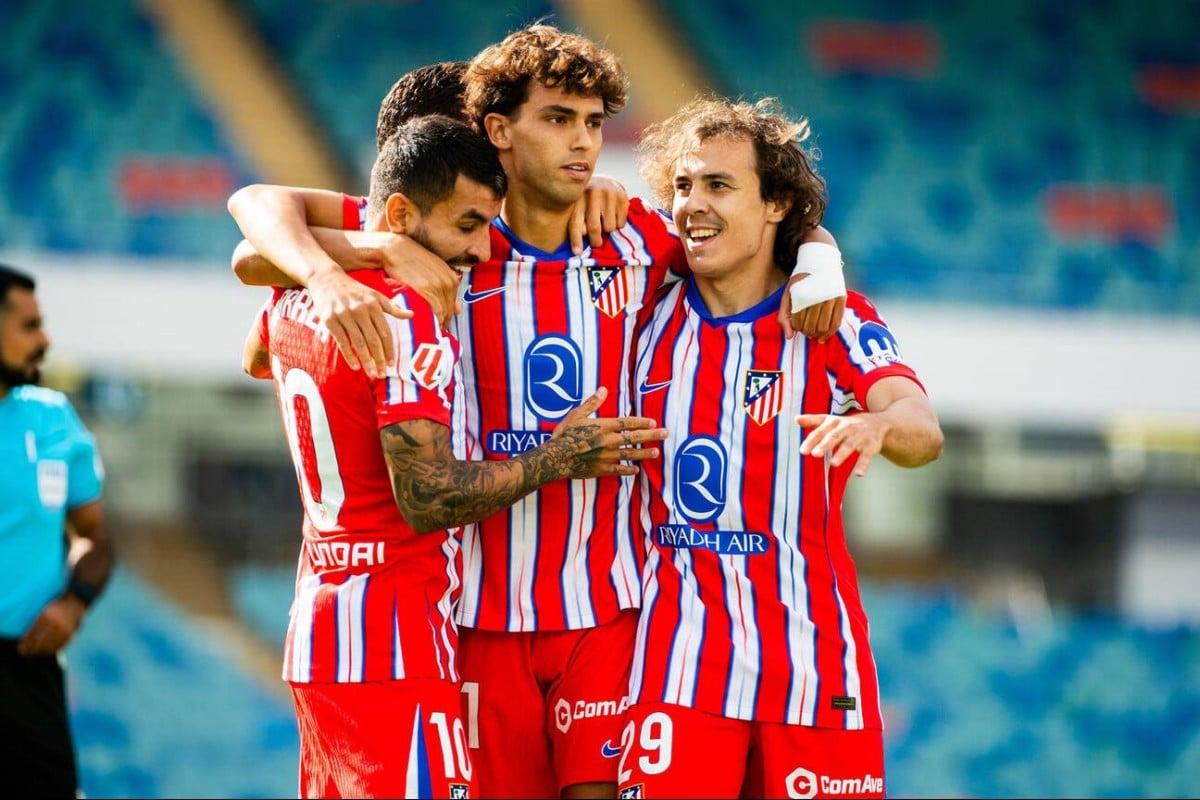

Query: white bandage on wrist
left=789, top=242, right=845, bottom=311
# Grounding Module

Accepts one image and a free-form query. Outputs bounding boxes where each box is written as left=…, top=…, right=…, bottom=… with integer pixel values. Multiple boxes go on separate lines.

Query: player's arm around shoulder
left=379, top=387, right=667, bottom=534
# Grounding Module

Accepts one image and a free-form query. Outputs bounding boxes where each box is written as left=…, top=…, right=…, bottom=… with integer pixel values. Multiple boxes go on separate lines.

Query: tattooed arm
left=380, top=387, right=667, bottom=533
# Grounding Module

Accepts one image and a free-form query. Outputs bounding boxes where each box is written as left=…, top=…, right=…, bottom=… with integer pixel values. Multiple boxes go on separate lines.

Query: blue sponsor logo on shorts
left=601, top=739, right=622, bottom=758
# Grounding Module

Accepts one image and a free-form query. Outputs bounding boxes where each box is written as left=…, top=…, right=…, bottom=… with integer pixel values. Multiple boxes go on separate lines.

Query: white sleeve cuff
left=789, top=242, right=846, bottom=311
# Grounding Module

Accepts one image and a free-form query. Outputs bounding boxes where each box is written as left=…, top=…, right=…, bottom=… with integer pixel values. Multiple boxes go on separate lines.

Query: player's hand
left=308, top=270, right=412, bottom=379
left=17, top=595, right=86, bottom=657
left=569, top=175, right=630, bottom=255
left=376, top=233, right=462, bottom=328
left=551, top=386, right=667, bottom=477
left=797, top=413, right=889, bottom=477
left=778, top=280, right=845, bottom=342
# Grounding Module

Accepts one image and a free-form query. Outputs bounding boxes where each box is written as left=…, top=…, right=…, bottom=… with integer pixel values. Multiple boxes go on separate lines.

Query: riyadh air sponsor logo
left=858, top=321, right=902, bottom=367
left=554, top=696, right=631, bottom=733
left=786, top=766, right=884, bottom=799
left=486, top=429, right=554, bottom=456
left=601, top=739, right=622, bottom=758
left=674, top=435, right=727, bottom=523
left=462, top=285, right=507, bottom=304
left=524, top=335, right=583, bottom=421
left=655, top=525, right=769, bottom=555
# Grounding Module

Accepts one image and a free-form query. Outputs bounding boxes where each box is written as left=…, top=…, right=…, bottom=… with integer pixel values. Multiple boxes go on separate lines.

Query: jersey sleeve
left=60, top=400, right=104, bottom=508
left=371, top=283, right=456, bottom=429
left=256, top=289, right=281, bottom=350
left=628, top=198, right=689, bottom=282
left=827, top=292, right=925, bottom=414
left=342, top=193, right=368, bottom=231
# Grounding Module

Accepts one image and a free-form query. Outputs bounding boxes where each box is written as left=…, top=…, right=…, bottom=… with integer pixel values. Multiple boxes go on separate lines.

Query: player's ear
left=764, top=195, right=791, bottom=223
left=483, top=113, right=512, bottom=150
left=385, top=193, right=416, bottom=234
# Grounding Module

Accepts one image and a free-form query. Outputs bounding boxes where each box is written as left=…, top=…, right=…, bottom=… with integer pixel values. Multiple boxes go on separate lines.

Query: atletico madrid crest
left=743, top=370, right=784, bottom=426
left=587, top=266, right=630, bottom=318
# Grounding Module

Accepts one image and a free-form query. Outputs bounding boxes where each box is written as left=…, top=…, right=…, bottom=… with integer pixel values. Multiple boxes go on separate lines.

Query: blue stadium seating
left=2, top=0, right=1196, bottom=307
left=655, top=0, right=1200, bottom=316
left=0, top=0, right=249, bottom=263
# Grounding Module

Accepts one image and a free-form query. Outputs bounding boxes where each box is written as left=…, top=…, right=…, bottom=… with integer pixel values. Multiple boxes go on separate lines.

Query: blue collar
left=493, top=216, right=577, bottom=260
left=685, top=279, right=787, bottom=325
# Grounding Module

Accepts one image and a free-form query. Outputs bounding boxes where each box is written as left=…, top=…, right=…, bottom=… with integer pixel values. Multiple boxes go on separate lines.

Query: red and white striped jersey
left=629, top=283, right=924, bottom=728
left=449, top=199, right=686, bottom=632
left=261, top=270, right=462, bottom=684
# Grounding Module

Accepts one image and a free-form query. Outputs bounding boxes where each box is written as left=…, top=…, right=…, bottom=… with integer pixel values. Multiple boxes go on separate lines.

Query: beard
left=0, top=354, right=41, bottom=390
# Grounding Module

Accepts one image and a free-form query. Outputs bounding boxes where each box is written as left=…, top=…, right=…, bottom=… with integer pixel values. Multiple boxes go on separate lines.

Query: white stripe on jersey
left=665, top=548, right=706, bottom=707
left=436, top=534, right=460, bottom=682
left=560, top=258, right=602, bottom=628
left=780, top=341, right=817, bottom=725
left=393, top=605, right=406, bottom=680
left=405, top=705, right=423, bottom=797
left=288, top=573, right=320, bottom=683
left=834, top=574, right=865, bottom=730
left=658, top=315, right=706, bottom=707
left=336, top=574, right=368, bottom=682
left=719, top=324, right=759, bottom=719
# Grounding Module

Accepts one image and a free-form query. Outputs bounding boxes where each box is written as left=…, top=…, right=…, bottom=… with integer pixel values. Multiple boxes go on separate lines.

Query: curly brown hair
left=463, top=24, right=629, bottom=132
left=638, top=96, right=827, bottom=272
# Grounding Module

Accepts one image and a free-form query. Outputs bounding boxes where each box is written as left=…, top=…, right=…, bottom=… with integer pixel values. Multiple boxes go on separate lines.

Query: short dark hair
left=376, top=61, right=470, bottom=151
left=0, top=263, right=36, bottom=308
left=368, top=115, right=507, bottom=216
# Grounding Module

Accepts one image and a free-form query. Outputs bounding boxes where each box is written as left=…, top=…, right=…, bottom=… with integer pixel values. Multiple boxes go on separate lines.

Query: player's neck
left=694, top=263, right=787, bottom=318
left=499, top=186, right=576, bottom=254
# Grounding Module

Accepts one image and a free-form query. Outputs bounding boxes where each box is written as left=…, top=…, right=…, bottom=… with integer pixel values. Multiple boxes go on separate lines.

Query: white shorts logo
left=554, top=696, right=631, bottom=734
left=786, top=766, right=817, bottom=799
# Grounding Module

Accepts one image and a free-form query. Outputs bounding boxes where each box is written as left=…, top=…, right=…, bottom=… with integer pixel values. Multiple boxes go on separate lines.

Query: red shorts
left=458, top=610, right=638, bottom=797
left=616, top=703, right=885, bottom=799
left=290, top=678, right=474, bottom=799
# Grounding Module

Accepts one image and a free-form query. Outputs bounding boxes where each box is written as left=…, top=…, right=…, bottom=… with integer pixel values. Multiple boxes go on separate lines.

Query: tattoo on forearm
left=380, top=417, right=615, bottom=532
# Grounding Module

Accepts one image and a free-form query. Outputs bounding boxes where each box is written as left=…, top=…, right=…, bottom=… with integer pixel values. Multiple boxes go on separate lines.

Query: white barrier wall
left=13, top=250, right=1200, bottom=431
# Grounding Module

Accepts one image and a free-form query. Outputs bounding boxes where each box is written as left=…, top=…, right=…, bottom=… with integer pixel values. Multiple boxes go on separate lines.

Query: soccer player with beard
left=243, top=115, right=666, bottom=798
left=227, top=26, right=848, bottom=798
left=621, top=97, right=944, bottom=798
left=0, top=263, right=113, bottom=798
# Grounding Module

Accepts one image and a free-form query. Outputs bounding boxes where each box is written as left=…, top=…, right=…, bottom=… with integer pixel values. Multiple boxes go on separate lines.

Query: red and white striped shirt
left=262, top=270, right=462, bottom=684
left=449, top=199, right=686, bottom=632
left=629, top=284, right=923, bottom=728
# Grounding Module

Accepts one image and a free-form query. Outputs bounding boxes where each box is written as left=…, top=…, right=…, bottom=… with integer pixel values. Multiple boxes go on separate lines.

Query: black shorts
left=0, top=637, right=79, bottom=797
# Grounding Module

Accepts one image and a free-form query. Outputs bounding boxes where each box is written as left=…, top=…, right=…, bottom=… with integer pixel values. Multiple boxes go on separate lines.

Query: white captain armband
left=789, top=242, right=846, bottom=311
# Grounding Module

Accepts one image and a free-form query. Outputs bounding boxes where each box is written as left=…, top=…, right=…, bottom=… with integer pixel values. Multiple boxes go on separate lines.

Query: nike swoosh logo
left=462, top=286, right=507, bottom=304
left=638, top=379, right=671, bottom=394
left=601, top=740, right=622, bottom=758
